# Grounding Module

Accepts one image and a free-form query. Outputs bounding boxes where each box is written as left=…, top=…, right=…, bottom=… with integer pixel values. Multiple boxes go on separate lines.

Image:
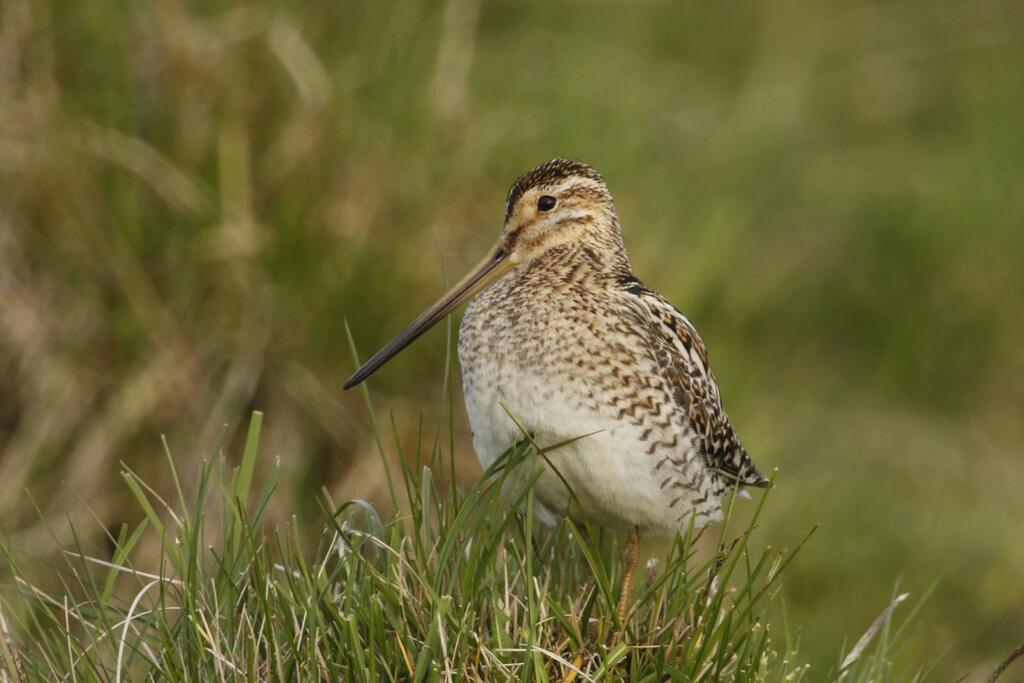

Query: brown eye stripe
left=554, top=214, right=594, bottom=227
left=559, top=185, right=607, bottom=204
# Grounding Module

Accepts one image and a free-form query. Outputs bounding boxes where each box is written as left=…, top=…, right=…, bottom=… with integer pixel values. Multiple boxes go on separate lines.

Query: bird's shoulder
left=611, top=273, right=712, bottom=384
left=611, top=272, right=769, bottom=488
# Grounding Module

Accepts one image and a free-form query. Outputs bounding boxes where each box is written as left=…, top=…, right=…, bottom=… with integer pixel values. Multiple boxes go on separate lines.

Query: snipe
left=344, top=159, right=768, bottom=621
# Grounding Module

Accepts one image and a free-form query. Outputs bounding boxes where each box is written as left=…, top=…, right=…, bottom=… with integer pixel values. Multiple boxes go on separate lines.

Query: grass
left=0, top=411, right=934, bottom=681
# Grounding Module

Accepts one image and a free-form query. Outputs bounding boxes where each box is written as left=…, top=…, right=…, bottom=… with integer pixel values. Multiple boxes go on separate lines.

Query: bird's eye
left=537, top=195, right=557, bottom=212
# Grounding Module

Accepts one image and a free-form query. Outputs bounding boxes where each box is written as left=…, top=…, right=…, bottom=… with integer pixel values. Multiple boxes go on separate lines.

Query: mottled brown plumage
left=458, top=160, right=766, bottom=533
left=344, top=158, right=767, bottom=620
left=346, top=158, right=767, bottom=533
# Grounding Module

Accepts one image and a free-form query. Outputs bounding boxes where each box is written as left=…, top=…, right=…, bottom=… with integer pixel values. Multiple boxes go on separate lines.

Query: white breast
left=458, top=288, right=722, bottom=533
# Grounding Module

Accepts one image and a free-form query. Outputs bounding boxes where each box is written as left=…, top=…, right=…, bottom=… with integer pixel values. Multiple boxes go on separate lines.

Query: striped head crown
left=504, top=159, right=606, bottom=220
left=499, top=158, right=626, bottom=270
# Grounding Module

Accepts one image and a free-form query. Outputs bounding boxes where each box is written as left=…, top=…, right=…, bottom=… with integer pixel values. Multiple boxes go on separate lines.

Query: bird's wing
left=617, top=276, right=769, bottom=488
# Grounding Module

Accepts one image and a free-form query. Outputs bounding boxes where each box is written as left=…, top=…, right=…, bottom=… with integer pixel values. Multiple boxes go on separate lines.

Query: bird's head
left=343, top=158, right=624, bottom=389
left=499, top=158, right=620, bottom=265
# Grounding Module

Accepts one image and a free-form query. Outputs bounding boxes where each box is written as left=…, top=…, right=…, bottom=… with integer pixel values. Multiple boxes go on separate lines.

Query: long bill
left=343, top=242, right=513, bottom=390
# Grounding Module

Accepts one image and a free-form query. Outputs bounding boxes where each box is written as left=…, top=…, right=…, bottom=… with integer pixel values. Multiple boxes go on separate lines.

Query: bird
left=344, top=158, right=768, bottom=622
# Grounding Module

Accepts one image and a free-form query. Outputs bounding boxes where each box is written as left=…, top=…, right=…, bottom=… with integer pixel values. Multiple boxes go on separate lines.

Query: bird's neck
left=524, top=239, right=633, bottom=285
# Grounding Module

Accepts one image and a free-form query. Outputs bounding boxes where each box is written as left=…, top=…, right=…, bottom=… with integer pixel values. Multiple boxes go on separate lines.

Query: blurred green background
left=1, top=0, right=1022, bottom=678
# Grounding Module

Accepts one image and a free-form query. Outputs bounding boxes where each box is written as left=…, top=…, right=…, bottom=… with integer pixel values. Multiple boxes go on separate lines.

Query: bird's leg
left=616, top=526, right=641, bottom=625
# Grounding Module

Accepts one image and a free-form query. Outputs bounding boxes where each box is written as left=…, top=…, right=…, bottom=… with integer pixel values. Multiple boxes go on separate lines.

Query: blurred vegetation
left=0, top=0, right=1022, bottom=679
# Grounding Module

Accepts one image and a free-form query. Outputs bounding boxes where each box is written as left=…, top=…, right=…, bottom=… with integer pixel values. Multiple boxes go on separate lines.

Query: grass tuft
left=0, top=411, right=926, bottom=681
